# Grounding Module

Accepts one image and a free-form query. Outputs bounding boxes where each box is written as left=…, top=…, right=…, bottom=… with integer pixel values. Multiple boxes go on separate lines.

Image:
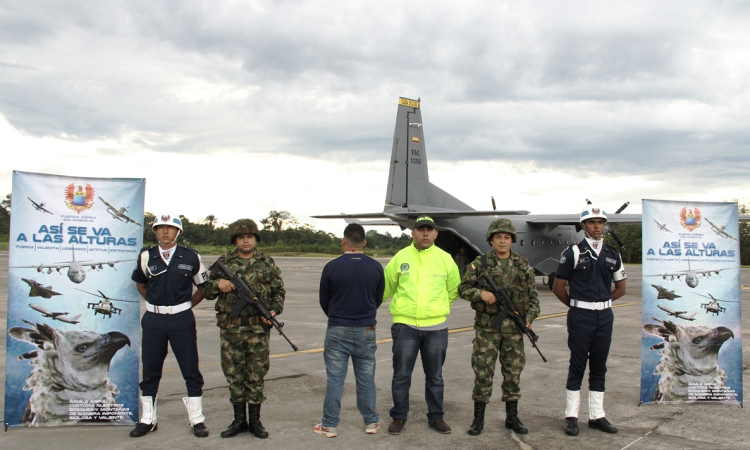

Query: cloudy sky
left=2, top=1, right=749, bottom=235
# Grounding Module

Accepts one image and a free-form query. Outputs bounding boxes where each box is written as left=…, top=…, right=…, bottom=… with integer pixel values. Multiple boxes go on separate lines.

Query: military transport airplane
left=28, top=303, right=83, bottom=324
left=313, top=97, right=641, bottom=289
left=21, top=278, right=62, bottom=299
left=653, top=220, right=672, bottom=233
left=644, top=260, right=734, bottom=288
left=656, top=304, right=696, bottom=321
left=98, top=196, right=142, bottom=226
left=11, top=249, right=134, bottom=284
left=705, top=218, right=737, bottom=241
left=76, top=288, right=139, bottom=318
left=651, top=284, right=681, bottom=300
left=27, top=197, right=53, bottom=215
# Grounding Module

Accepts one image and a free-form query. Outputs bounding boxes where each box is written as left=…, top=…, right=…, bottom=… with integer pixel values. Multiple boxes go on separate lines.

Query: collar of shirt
left=159, top=245, right=176, bottom=265
left=584, top=237, right=603, bottom=256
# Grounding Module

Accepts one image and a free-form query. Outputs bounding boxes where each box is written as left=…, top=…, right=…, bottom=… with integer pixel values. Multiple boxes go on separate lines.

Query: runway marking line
left=178, top=300, right=641, bottom=371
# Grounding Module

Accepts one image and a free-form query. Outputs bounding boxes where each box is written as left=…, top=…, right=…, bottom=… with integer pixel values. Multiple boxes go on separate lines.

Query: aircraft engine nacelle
left=108, top=263, right=115, bottom=268
left=47, top=268, right=53, bottom=274
left=97, top=264, right=103, bottom=270
left=37, top=267, right=43, bottom=273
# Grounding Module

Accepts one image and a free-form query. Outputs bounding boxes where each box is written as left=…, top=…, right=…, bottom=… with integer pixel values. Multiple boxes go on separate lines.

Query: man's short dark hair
left=344, top=223, right=365, bottom=245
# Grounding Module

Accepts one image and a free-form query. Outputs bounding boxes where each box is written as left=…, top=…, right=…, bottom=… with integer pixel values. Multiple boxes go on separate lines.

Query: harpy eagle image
left=9, top=320, right=131, bottom=425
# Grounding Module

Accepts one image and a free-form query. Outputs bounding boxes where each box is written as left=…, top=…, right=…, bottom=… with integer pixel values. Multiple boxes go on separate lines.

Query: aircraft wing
left=122, top=215, right=143, bottom=226
left=98, top=196, right=115, bottom=209
left=82, top=258, right=136, bottom=267
left=12, top=263, right=71, bottom=270
left=693, top=267, right=733, bottom=275
left=312, top=209, right=530, bottom=219
left=643, top=270, right=689, bottom=278
left=525, top=214, right=641, bottom=225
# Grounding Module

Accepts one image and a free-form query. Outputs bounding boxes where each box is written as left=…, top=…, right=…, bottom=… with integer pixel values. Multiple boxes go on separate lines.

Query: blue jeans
left=390, top=323, right=448, bottom=423
left=322, top=326, right=378, bottom=428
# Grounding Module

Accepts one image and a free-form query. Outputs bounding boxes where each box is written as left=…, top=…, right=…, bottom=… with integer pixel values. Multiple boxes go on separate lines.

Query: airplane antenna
left=491, top=196, right=496, bottom=211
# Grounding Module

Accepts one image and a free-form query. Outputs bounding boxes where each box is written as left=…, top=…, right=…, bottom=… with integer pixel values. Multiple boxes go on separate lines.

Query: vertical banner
left=4, top=171, right=144, bottom=427
left=641, top=199, right=743, bottom=405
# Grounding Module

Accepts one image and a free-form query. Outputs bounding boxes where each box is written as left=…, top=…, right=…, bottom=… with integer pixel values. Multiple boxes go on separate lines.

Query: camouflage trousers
left=471, top=329, right=525, bottom=403
left=220, top=327, right=270, bottom=404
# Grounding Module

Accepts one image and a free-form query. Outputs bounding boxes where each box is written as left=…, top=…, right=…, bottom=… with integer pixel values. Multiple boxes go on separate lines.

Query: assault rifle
left=211, top=259, right=298, bottom=351
left=477, top=274, right=547, bottom=362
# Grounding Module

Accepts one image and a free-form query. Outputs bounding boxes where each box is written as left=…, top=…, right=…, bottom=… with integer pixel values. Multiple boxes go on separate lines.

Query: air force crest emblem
left=680, top=207, right=702, bottom=232
left=64, top=183, right=95, bottom=214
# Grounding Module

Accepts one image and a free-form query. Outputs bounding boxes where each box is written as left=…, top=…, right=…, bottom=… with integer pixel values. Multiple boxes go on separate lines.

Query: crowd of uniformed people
left=129, top=205, right=625, bottom=439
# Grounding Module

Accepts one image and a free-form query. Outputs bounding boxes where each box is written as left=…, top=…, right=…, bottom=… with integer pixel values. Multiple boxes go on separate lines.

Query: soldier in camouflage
left=458, top=218, right=540, bottom=436
left=203, top=219, right=285, bottom=439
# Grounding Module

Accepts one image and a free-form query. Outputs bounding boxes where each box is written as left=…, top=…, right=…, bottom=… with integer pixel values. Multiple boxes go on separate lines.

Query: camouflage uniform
left=203, top=249, right=285, bottom=404
left=459, top=250, right=539, bottom=402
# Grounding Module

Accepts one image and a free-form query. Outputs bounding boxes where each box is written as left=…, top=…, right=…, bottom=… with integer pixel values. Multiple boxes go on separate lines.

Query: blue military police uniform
left=555, top=239, right=626, bottom=392
left=132, top=245, right=209, bottom=397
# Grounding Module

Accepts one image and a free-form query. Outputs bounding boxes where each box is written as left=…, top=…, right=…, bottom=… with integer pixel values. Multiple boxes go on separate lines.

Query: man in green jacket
left=383, top=216, right=461, bottom=436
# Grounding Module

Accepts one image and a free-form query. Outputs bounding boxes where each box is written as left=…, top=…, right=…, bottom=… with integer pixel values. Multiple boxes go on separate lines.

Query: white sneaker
left=314, top=423, right=337, bottom=438
left=365, top=422, right=380, bottom=434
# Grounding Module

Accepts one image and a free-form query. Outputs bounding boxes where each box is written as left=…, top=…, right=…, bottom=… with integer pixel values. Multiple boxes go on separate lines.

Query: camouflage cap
left=230, top=219, right=261, bottom=244
left=486, top=218, right=517, bottom=243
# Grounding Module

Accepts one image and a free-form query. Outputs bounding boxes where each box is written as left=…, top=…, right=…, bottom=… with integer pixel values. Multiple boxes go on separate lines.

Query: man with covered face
left=203, top=219, right=286, bottom=439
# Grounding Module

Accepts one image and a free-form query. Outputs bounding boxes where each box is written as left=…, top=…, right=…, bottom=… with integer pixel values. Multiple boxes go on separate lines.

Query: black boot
left=504, top=400, right=528, bottom=434
left=248, top=403, right=269, bottom=439
left=467, top=401, right=486, bottom=436
left=192, top=422, right=209, bottom=438
left=221, top=403, right=248, bottom=438
left=130, top=422, right=157, bottom=437
left=564, top=417, right=579, bottom=436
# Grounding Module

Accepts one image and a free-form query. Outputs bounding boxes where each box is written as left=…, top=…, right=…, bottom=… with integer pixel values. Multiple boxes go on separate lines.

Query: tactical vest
left=471, top=252, right=534, bottom=331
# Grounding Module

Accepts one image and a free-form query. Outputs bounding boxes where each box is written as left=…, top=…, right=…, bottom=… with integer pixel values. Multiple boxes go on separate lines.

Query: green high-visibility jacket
left=384, top=242, right=460, bottom=327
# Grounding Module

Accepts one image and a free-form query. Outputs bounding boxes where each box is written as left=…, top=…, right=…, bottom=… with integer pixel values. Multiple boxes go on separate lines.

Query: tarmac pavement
left=0, top=251, right=748, bottom=449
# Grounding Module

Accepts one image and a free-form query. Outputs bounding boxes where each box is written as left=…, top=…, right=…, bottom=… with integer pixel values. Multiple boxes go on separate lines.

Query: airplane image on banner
left=313, top=97, right=641, bottom=289
left=98, top=196, right=143, bottom=227
left=704, top=217, right=738, bottom=241
left=644, top=260, right=735, bottom=289
left=27, top=197, right=53, bottom=215
left=656, top=304, right=696, bottom=321
left=28, top=303, right=83, bottom=324
left=11, top=249, right=134, bottom=284
left=653, top=220, right=672, bottom=233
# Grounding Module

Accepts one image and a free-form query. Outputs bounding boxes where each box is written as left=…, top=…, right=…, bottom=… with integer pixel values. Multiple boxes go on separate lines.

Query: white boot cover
left=589, top=391, right=605, bottom=420
left=564, top=389, right=580, bottom=418
left=139, top=395, right=157, bottom=425
left=183, top=396, right=206, bottom=426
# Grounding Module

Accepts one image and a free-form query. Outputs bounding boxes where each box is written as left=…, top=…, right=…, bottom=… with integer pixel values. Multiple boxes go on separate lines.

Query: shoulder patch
left=560, top=255, right=566, bottom=264
left=468, top=263, right=476, bottom=272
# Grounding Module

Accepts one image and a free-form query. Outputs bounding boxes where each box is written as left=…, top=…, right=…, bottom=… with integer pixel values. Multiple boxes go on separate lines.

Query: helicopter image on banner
left=693, top=292, right=740, bottom=316
left=75, top=288, right=140, bottom=318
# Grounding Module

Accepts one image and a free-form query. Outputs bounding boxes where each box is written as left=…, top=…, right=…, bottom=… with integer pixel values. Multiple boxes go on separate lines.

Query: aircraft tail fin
left=385, top=97, right=473, bottom=212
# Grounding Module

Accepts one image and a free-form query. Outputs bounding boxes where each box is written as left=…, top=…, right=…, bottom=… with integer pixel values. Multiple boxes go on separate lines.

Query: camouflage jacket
left=459, top=250, right=540, bottom=333
left=203, top=249, right=285, bottom=329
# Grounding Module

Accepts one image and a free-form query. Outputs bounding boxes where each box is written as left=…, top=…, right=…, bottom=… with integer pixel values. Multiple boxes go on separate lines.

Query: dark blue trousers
left=390, top=323, right=448, bottom=423
left=140, top=310, right=204, bottom=397
left=566, top=307, right=613, bottom=392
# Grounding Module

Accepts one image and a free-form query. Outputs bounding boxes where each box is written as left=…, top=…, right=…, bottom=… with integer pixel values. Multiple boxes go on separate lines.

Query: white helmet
left=580, top=205, right=607, bottom=225
left=152, top=213, right=183, bottom=233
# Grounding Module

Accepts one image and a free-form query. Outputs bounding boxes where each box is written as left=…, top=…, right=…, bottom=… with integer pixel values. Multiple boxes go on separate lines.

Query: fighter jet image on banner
left=21, top=278, right=63, bottom=299
left=313, top=97, right=642, bottom=289
left=644, top=261, right=735, bottom=288
left=704, top=218, right=738, bottom=241
left=76, top=288, right=140, bottom=318
left=650, top=284, right=681, bottom=300
left=28, top=304, right=83, bottom=324
left=98, top=196, right=143, bottom=226
left=694, top=292, right=740, bottom=316
left=26, top=197, right=53, bottom=215
left=11, top=249, right=135, bottom=284
left=656, top=304, right=697, bottom=321
left=653, top=220, right=673, bottom=233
